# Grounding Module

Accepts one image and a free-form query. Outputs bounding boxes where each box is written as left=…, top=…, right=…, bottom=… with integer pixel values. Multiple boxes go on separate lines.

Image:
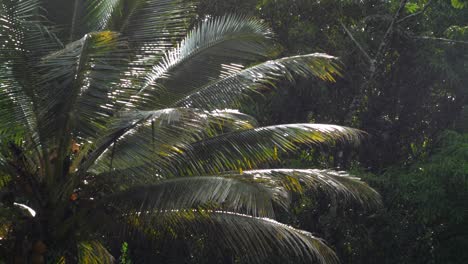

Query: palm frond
left=77, top=240, right=114, bottom=264
left=119, top=210, right=339, bottom=264
left=86, top=0, right=195, bottom=42
left=236, top=169, right=381, bottom=209
left=104, top=177, right=276, bottom=217
left=0, top=0, right=62, bottom=61
left=85, top=0, right=122, bottom=31
left=37, top=31, right=130, bottom=141
left=0, top=67, right=36, bottom=141
left=94, top=168, right=380, bottom=216
left=0, top=0, right=62, bottom=143
left=83, top=108, right=257, bottom=174
left=176, top=53, right=341, bottom=108
left=85, top=0, right=197, bottom=94
left=134, top=14, right=274, bottom=108
left=162, top=124, right=364, bottom=176
left=112, top=108, right=258, bottom=133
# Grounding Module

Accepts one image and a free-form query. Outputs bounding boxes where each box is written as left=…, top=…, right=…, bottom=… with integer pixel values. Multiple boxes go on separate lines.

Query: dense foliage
left=363, top=131, right=468, bottom=263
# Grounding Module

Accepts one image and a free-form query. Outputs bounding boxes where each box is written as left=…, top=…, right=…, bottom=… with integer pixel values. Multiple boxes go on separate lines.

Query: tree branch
left=339, top=20, right=374, bottom=65
left=344, top=0, right=409, bottom=122
left=412, top=36, right=468, bottom=45
left=374, top=0, right=409, bottom=64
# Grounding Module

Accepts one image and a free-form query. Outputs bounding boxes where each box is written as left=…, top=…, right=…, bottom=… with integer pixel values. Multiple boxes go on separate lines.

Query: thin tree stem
left=374, top=0, right=409, bottom=65
left=70, top=0, right=80, bottom=42
left=339, top=20, right=373, bottom=64
left=412, top=36, right=468, bottom=45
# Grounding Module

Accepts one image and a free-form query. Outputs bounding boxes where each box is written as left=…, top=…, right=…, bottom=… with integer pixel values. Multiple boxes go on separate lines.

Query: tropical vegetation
left=0, top=0, right=382, bottom=263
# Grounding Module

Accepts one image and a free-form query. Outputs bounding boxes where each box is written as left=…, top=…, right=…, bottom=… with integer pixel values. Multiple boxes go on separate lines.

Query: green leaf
left=405, top=3, right=420, bottom=13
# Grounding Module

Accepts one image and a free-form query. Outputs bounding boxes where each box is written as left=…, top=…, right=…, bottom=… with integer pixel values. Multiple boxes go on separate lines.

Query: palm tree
left=0, top=0, right=380, bottom=263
